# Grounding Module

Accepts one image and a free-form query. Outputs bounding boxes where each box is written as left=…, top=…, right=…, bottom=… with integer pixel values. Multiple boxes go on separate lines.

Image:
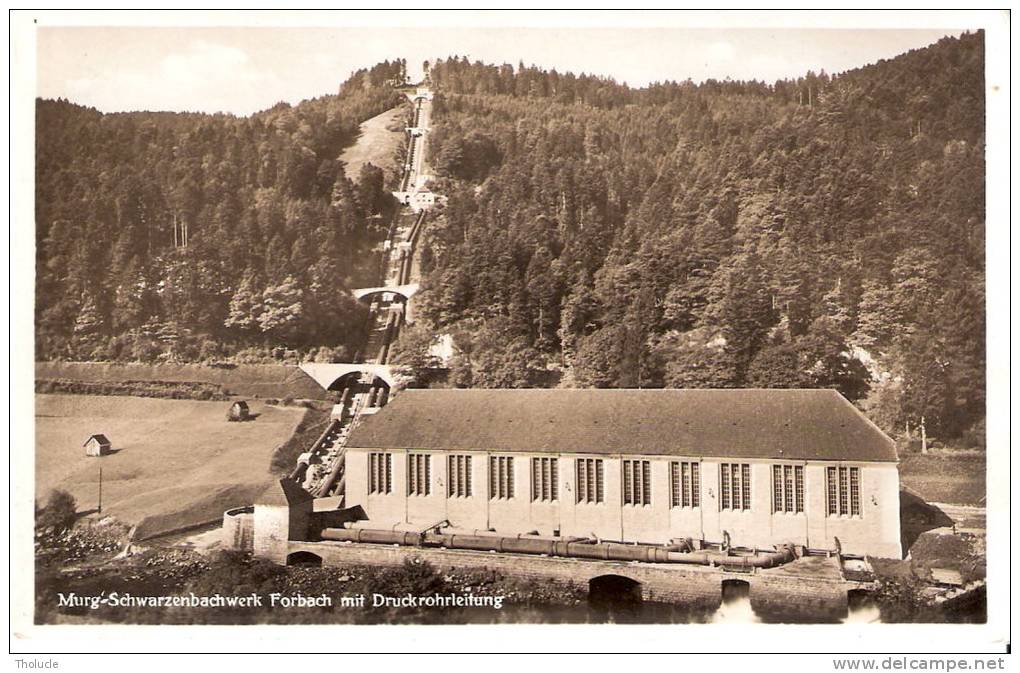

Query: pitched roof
left=346, top=389, right=897, bottom=463
left=84, top=434, right=110, bottom=446
left=256, top=478, right=314, bottom=506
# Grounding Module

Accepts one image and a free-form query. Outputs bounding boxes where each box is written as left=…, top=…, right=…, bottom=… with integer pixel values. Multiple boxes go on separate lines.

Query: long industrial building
left=325, top=388, right=901, bottom=558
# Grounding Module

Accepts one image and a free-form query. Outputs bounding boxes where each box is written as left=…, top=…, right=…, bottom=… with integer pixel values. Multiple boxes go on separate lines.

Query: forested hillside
left=408, top=32, right=985, bottom=440
left=35, top=34, right=986, bottom=442
left=36, top=60, right=407, bottom=364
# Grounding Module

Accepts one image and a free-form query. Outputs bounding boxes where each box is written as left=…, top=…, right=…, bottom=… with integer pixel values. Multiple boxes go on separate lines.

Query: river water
left=473, top=583, right=872, bottom=624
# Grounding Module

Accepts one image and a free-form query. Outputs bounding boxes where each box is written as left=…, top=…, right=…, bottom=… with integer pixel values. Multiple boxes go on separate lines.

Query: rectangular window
left=670, top=461, right=700, bottom=508
left=720, top=463, right=750, bottom=511
left=741, top=464, right=751, bottom=509
left=644, top=461, right=652, bottom=505
left=576, top=458, right=604, bottom=504
left=670, top=463, right=680, bottom=508
left=720, top=463, right=731, bottom=510
left=772, top=465, right=783, bottom=512
left=622, top=459, right=651, bottom=505
left=795, top=466, right=804, bottom=513
left=839, top=466, right=849, bottom=516
left=850, top=467, right=861, bottom=516
left=784, top=465, right=795, bottom=512
left=531, top=457, right=558, bottom=502
left=827, top=467, right=839, bottom=515
left=827, top=465, right=861, bottom=517
left=772, top=463, right=804, bottom=513
left=691, top=460, right=700, bottom=506
left=681, top=462, right=691, bottom=507
left=489, top=456, right=514, bottom=500
left=448, top=454, right=473, bottom=498
left=368, top=452, right=392, bottom=494
left=407, top=454, right=431, bottom=496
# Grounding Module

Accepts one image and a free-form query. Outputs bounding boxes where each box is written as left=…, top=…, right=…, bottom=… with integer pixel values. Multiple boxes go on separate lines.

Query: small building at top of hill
left=83, top=434, right=111, bottom=457
left=227, top=400, right=250, bottom=422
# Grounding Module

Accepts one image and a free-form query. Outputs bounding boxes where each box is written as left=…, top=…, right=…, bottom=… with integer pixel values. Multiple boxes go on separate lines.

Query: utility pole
left=98, top=464, right=103, bottom=514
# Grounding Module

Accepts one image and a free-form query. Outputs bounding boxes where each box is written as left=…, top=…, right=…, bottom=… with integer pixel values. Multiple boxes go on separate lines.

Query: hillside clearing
left=338, top=104, right=406, bottom=182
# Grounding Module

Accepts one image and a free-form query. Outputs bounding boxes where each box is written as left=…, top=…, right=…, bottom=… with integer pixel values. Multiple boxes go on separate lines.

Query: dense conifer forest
left=36, top=61, right=406, bottom=364
left=409, top=32, right=985, bottom=441
left=35, top=34, right=985, bottom=440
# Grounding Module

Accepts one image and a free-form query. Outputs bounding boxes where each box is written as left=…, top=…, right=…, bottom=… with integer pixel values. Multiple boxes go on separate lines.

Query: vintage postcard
left=8, top=8, right=1011, bottom=661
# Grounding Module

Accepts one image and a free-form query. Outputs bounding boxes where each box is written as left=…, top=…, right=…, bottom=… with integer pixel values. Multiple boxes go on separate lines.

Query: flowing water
left=843, top=591, right=883, bottom=624
left=474, top=582, right=827, bottom=624
left=711, top=582, right=761, bottom=623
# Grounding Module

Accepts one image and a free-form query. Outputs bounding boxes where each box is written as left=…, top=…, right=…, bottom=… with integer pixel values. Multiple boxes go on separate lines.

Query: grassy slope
left=338, top=104, right=406, bottom=184
left=35, top=394, right=306, bottom=537
left=899, top=452, right=986, bottom=506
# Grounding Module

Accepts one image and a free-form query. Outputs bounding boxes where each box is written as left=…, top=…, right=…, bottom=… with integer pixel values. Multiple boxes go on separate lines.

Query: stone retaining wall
left=282, top=539, right=858, bottom=617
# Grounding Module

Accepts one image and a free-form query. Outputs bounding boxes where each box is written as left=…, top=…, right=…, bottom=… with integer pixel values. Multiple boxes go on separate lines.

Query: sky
left=36, top=25, right=968, bottom=116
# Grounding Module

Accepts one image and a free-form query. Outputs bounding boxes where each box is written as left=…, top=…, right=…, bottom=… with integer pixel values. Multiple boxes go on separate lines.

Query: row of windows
left=773, top=464, right=805, bottom=513
left=448, top=454, right=472, bottom=498
left=367, top=453, right=862, bottom=517
left=407, top=454, right=431, bottom=496
left=670, top=461, right=700, bottom=508
left=622, top=460, right=651, bottom=505
left=368, top=452, right=392, bottom=495
left=827, top=466, right=861, bottom=517
left=489, top=456, right=515, bottom=500
left=720, top=463, right=752, bottom=511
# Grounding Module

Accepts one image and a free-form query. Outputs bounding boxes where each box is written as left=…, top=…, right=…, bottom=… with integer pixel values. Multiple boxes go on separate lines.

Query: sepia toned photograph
left=9, top=8, right=1010, bottom=658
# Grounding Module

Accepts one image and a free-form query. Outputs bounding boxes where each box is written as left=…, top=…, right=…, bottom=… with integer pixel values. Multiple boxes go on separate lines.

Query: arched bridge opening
left=300, top=363, right=399, bottom=392
left=326, top=372, right=392, bottom=394
left=326, top=372, right=392, bottom=410
left=352, top=283, right=419, bottom=304
left=352, top=285, right=420, bottom=325
left=286, top=551, right=323, bottom=567
left=355, top=289, right=413, bottom=305
left=721, top=579, right=751, bottom=604
left=588, top=574, right=643, bottom=617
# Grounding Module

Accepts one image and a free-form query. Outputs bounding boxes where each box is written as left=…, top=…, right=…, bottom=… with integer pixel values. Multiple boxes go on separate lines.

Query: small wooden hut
left=227, top=400, right=250, bottom=422
left=84, top=434, right=111, bottom=457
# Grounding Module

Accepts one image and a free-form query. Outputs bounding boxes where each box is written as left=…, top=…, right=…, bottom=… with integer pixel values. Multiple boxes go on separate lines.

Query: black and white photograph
left=8, top=8, right=1011, bottom=660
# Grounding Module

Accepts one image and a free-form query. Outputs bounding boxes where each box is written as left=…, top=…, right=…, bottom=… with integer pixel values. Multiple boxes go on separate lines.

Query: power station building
left=332, top=388, right=902, bottom=559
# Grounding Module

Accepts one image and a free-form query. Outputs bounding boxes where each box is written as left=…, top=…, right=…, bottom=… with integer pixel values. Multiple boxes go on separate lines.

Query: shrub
left=37, top=489, right=77, bottom=532
left=369, top=558, right=444, bottom=596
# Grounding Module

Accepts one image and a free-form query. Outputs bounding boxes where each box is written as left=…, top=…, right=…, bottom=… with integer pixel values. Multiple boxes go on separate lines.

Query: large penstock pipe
left=313, top=454, right=345, bottom=497
left=322, top=528, right=423, bottom=546
left=347, top=520, right=447, bottom=534
left=289, top=461, right=309, bottom=482
left=438, top=527, right=590, bottom=543
left=319, top=527, right=796, bottom=567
